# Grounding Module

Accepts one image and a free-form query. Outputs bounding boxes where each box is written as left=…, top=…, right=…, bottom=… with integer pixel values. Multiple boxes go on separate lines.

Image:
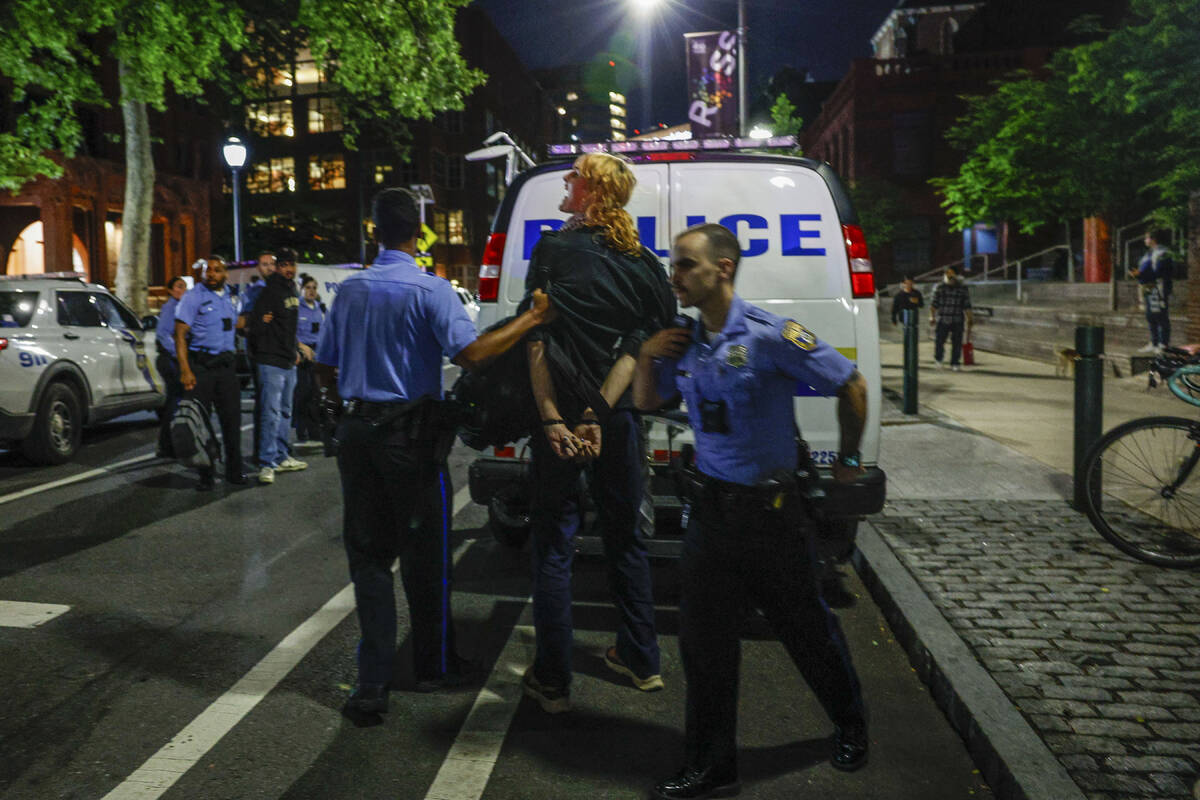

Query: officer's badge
left=782, top=320, right=817, bottom=351
left=726, top=345, right=748, bottom=368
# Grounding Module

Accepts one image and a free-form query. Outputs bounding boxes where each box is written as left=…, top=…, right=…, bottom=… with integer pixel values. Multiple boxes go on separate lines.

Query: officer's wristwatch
left=837, top=452, right=861, bottom=469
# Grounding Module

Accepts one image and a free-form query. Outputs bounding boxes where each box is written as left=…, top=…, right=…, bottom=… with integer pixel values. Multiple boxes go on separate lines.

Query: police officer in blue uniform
left=155, top=276, right=187, bottom=458
left=292, top=273, right=326, bottom=446
left=314, top=188, right=555, bottom=724
left=634, top=223, right=869, bottom=799
left=175, top=256, right=248, bottom=490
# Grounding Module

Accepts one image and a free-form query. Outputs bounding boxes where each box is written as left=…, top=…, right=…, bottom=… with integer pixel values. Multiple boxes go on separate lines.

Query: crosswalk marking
left=0, top=600, right=71, bottom=628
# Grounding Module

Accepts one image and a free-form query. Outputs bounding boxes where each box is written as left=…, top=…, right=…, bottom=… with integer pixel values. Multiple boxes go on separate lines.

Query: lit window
left=374, top=163, right=394, bottom=185
left=448, top=210, right=465, bottom=245
left=609, top=91, right=626, bottom=104
left=246, top=101, right=294, bottom=137
left=565, top=91, right=579, bottom=101
left=433, top=210, right=448, bottom=242
left=308, top=154, right=347, bottom=190
left=610, top=104, right=626, bottom=117
left=246, top=157, right=296, bottom=193
left=308, top=96, right=343, bottom=133
left=610, top=118, right=625, bottom=131
left=612, top=132, right=626, bottom=141
left=293, top=55, right=327, bottom=95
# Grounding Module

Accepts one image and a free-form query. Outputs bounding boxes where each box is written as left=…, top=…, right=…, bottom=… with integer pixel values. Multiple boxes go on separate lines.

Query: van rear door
left=669, top=161, right=877, bottom=465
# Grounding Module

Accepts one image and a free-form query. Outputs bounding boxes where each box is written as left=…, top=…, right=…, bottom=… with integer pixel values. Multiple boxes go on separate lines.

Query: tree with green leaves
left=0, top=0, right=484, bottom=314
left=849, top=177, right=906, bottom=260
left=933, top=0, right=1198, bottom=236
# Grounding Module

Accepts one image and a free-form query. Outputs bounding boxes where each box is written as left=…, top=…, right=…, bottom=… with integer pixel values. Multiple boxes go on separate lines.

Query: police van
left=0, top=274, right=163, bottom=464
left=467, top=139, right=886, bottom=554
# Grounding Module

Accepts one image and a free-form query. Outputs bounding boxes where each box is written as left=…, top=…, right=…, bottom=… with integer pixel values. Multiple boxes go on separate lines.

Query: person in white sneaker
left=249, top=249, right=305, bottom=483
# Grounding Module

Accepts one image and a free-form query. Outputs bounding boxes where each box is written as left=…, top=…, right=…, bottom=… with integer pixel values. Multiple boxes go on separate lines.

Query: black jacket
left=522, top=227, right=676, bottom=409
left=890, top=288, right=924, bottom=324
left=249, top=272, right=300, bottom=369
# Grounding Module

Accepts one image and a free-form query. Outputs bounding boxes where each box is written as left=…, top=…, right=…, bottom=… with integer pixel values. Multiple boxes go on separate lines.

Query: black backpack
left=170, top=398, right=221, bottom=470
left=450, top=324, right=609, bottom=451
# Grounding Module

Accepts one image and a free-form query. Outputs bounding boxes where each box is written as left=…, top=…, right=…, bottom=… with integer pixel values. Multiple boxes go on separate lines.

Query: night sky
left=475, top=0, right=901, bottom=132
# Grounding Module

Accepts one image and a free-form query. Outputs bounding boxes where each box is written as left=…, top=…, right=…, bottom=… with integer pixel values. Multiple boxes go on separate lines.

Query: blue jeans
left=1146, top=308, right=1171, bottom=347
left=256, top=363, right=296, bottom=467
left=528, top=409, right=660, bottom=689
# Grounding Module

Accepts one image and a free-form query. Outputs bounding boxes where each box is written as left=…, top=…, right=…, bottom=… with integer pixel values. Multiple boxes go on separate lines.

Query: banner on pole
left=685, top=30, right=739, bottom=139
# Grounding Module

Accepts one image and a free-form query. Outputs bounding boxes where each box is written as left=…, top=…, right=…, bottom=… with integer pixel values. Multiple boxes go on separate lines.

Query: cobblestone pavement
left=872, top=499, right=1200, bottom=800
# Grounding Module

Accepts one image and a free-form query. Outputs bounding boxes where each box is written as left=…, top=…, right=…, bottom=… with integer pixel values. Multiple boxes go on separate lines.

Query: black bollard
left=1073, top=326, right=1104, bottom=511
left=902, top=308, right=919, bottom=415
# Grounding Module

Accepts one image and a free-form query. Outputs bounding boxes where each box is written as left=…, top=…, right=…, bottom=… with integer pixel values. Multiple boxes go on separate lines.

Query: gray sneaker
left=275, top=456, right=308, bottom=472
left=521, top=666, right=570, bottom=713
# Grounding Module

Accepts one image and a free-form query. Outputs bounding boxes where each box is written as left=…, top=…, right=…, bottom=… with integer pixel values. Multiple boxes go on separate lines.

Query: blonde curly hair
left=575, top=153, right=642, bottom=256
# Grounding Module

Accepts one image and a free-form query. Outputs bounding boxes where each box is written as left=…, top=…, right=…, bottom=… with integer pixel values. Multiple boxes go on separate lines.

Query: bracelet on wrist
left=541, top=419, right=566, bottom=427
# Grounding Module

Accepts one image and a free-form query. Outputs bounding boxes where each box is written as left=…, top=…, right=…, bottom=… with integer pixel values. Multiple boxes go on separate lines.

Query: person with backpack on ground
left=175, top=256, right=248, bottom=490
left=519, top=152, right=676, bottom=714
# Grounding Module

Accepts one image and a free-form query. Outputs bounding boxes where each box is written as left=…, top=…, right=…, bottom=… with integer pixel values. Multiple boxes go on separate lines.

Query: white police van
left=0, top=274, right=163, bottom=464
left=467, top=140, right=886, bottom=554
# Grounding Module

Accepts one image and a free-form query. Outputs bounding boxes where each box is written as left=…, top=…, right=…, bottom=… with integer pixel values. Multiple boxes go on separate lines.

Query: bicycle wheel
left=1082, top=416, right=1200, bottom=568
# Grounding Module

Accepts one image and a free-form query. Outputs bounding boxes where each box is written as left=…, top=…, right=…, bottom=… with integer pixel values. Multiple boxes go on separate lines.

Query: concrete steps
left=879, top=280, right=1186, bottom=375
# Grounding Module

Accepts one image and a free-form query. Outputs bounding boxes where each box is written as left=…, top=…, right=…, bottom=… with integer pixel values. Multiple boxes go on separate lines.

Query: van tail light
left=478, top=233, right=506, bottom=302
left=842, top=224, right=875, bottom=299
left=0, top=338, right=7, bottom=351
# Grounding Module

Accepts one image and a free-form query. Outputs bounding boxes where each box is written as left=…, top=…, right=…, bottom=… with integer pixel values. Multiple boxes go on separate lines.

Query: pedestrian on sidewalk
left=634, top=222, right=869, bottom=800
left=890, top=276, right=924, bottom=325
left=314, top=187, right=556, bottom=725
left=1129, top=229, right=1174, bottom=352
left=930, top=266, right=973, bottom=371
left=240, top=252, right=277, bottom=465
left=248, top=248, right=307, bottom=484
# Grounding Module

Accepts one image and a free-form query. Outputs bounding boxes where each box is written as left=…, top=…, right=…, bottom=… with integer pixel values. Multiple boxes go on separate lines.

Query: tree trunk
left=116, top=60, right=154, bottom=316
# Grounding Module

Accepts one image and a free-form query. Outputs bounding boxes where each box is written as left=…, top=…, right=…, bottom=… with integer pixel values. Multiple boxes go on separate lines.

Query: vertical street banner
left=685, top=30, right=739, bottom=138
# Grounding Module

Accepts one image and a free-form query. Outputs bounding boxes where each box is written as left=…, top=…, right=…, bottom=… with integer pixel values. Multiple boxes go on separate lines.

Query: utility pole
left=737, top=0, right=747, bottom=136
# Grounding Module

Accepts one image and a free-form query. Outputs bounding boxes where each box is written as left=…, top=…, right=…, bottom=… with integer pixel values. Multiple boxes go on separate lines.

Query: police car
left=467, top=138, right=886, bottom=554
left=0, top=275, right=163, bottom=464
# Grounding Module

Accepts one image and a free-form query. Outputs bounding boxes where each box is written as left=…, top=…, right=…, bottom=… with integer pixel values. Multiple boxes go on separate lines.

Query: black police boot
left=830, top=722, right=869, bottom=771
left=225, top=469, right=248, bottom=485
left=196, top=468, right=215, bottom=492
left=341, top=684, right=389, bottom=727
left=651, top=765, right=740, bottom=799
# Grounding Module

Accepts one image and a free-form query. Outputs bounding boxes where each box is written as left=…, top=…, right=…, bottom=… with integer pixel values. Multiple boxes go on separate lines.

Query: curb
left=852, top=522, right=1086, bottom=800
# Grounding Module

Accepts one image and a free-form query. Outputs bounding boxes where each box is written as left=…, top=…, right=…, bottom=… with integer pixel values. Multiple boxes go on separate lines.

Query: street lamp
left=221, top=135, right=249, bottom=263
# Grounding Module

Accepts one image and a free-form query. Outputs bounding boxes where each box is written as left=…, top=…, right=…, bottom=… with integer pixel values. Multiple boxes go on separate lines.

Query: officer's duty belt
left=343, top=398, right=407, bottom=419
left=696, top=470, right=797, bottom=510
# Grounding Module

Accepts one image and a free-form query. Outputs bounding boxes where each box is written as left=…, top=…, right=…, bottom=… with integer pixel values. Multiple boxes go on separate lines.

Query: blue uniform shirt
left=240, top=279, right=265, bottom=316
left=156, top=296, right=180, bottom=357
left=297, top=298, right=325, bottom=347
left=315, top=249, right=477, bottom=402
left=657, top=295, right=855, bottom=486
left=175, top=283, right=237, bottom=354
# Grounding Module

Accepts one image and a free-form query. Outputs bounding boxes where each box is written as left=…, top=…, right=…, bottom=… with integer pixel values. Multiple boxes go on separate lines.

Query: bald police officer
left=175, top=256, right=248, bottom=490
left=314, top=188, right=555, bottom=723
left=634, top=223, right=869, bottom=799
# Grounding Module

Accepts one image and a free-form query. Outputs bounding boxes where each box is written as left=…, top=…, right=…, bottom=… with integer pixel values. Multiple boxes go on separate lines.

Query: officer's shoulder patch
left=781, top=320, right=817, bottom=351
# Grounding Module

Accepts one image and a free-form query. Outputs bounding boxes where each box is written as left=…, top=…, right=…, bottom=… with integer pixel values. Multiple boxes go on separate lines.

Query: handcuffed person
left=633, top=223, right=870, bottom=799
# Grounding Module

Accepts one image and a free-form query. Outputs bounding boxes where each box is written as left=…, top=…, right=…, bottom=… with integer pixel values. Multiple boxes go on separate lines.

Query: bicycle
left=1080, top=348, right=1200, bottom=568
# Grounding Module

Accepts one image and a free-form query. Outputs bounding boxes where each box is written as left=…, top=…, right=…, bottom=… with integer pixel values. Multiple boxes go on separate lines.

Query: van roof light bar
left=547, top=135, right=796, bottom=157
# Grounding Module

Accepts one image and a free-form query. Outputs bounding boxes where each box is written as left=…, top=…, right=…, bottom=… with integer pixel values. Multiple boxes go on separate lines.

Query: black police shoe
left=341, top=685, right=389, bottom=727
left=414, top=654, right=479, bottom=693
left=651, top=765, right=740, bottom=799
left=830, top=723, right=869, bottom=771
left=196, top=469, right=215, bottom=492
left=225, top=470, right=248, bottom=485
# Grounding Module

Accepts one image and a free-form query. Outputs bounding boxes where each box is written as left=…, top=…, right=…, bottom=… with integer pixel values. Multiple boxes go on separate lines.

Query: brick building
left=0, top=67, right=219, bottom=299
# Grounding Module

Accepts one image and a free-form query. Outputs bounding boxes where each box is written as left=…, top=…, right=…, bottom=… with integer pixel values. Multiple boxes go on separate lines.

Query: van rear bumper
left=816, top=466, right=886, bottom=518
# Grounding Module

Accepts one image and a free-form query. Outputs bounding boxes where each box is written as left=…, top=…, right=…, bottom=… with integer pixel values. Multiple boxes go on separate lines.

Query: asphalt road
left=0, top=400, right=994, bottom=800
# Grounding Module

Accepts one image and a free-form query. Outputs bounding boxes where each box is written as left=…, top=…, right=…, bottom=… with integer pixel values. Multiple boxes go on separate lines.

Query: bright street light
left=749, top=124, right=774, bottom=139
left=221, top=135, right=249, bottom=262
left=628, top=0, right=663, bottom=15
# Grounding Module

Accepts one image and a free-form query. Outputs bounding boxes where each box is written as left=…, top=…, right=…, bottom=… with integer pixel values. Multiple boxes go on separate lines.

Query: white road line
left=103, top=502, right=477, bottom=800
left=0, top=422, right=254, bottom=507
left=0, top=600, right=71, bottom=628
left=424, top=623, right=534, bottom=800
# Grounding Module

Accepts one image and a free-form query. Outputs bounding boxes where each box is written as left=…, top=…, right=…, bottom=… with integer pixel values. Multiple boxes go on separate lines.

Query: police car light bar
left=547, top=135, right=797, bottom=157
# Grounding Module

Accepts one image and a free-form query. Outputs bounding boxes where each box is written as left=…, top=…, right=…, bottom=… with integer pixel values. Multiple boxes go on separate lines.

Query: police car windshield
left=0, top=291, right=38, bottom=327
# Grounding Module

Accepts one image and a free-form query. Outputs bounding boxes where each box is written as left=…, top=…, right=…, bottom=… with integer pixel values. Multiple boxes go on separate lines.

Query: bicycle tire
left=1082, top=416, right=1200, bottom=568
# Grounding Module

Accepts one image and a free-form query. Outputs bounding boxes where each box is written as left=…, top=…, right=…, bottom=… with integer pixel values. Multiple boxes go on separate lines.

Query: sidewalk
left=858, top=339, right=1200, bottom=800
